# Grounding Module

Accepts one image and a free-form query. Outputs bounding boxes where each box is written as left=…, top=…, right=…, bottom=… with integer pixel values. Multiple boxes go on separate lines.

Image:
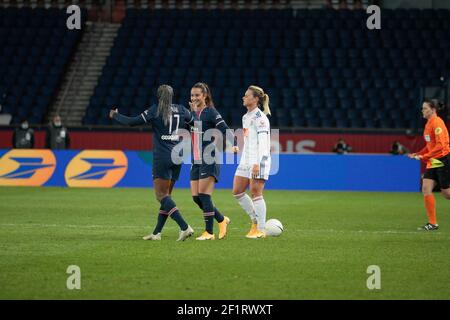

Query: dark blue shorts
left=152, top=158, right=182, bottom=181
left=190, top=163, right=220, bottom=183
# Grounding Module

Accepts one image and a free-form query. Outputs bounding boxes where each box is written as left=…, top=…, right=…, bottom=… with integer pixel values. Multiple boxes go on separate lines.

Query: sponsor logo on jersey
left=190, top=126, right=203, bottom=134
left=161, top=135, right=180, bottom=141
left=0, top=149, right=56, bottom=186
left=65, top=150, right=128, bottom=188
left=425, top=134, right=431, bottom=142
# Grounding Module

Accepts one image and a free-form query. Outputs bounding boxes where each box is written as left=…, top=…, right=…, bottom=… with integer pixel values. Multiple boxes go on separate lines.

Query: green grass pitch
left=0, top=186, right=449, bottom=300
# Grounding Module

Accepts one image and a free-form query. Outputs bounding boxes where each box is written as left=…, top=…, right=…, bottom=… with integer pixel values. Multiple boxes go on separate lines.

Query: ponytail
left=156, top=84, right=173, bottom=126
left=437, top=101, right=446, bottom=113
left=262, top=93, right=271, bottom=116
left=437, top=100, right=448, bottom=120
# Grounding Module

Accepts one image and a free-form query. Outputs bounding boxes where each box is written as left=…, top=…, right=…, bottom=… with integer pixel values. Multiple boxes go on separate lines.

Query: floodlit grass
left=0, top=187, right=449, bottom=299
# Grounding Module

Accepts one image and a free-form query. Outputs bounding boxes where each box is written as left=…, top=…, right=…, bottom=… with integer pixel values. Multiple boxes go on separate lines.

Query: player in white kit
left=233, top=85, right=272, bottom=239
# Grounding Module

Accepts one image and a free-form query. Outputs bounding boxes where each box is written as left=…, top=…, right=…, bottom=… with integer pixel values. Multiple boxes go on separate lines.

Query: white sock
left=234, top=192, right=257, bottom=223
left=252, top=196, right=266, bottom=230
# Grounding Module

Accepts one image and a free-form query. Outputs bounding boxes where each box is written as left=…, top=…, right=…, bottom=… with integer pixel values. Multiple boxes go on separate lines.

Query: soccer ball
left=265, top=219, right=283, bottom=237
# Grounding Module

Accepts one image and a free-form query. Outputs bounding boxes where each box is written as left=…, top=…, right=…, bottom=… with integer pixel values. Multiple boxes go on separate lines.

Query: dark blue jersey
left=191, top=106, right=232, bottom=162
left=113, top=104, right=195, bottom=160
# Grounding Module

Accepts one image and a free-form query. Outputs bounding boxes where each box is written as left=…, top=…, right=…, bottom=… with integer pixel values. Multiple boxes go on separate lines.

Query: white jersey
left=236, top=108, right=271, bottom=180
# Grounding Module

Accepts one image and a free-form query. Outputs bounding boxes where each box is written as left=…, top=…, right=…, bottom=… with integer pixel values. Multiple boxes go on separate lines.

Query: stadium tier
left=0, top=7, right=85, bottom=125
left=0, top=7, right=449, bottom=129
left=82, top=8, right=450, bottom=128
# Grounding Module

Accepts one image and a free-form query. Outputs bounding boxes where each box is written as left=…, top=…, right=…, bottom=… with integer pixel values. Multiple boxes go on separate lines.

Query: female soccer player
left=189, top=82, right=236, bottom=240
left=232, top=85, right=272, bottom=239
left=109, top=85, right=196, bottom=241
left=409, top=99, right=450, bottom=231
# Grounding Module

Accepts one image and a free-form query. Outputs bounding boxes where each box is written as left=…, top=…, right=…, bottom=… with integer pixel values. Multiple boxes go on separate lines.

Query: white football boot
left=177, top=225, right=194, bottom=241
left=143, top=233, right=161, bottom=240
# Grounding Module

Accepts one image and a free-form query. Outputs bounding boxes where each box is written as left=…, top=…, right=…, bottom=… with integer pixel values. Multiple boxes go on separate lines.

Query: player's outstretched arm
left=109, top=108, right=146, bottom=126
left=182, top=105, right=199, bottom=128
left=211, top=109, right=238, bottom=153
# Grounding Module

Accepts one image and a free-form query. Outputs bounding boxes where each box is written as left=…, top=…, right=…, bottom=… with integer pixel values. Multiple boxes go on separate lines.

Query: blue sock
left=193, top=195, right=203, bottom=209
left=170, top=211, right=188, bottom=231
left=214, top=207, right=224, bottom=223
left=161, top=196, right=188, bottom=231
left=153, top=206, right=169, bottom=235
left=198, top=193, right=215, bottom=234
left=194, top=195, right=224, bottom=223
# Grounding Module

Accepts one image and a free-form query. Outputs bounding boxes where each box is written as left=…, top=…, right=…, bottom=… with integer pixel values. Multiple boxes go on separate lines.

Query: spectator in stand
left=333, top=138, right=353, bottom=154
left=46, top=115, right=70, bottom=150
left=13, top=119, right=34, bottom=149
left=390, top=141, right=410, bottom=155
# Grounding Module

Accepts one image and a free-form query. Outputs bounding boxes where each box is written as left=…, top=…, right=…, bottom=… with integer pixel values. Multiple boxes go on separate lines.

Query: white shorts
left=235, top=162, right=270, bottom=181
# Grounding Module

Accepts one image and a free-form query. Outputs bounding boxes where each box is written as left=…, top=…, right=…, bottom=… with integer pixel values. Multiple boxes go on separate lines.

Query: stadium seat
left=74, top=8, right=449, bottom=128
left=0, top=8, right=84, bottom=124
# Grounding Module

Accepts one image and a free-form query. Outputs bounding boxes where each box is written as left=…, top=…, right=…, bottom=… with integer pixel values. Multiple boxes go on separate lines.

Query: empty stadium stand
left=0, top=7, right=85, bottom=125
left=83, top=8, right=450, bottom=128
left=1, top=4, right=449, bottom=130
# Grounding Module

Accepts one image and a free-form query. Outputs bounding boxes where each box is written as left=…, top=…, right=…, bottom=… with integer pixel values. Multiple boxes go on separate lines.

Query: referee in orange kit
left=409, top=99, right=450, bottom=231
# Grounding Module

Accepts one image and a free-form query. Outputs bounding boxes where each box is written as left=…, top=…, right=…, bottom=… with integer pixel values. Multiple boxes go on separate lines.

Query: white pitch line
left=0, top=223, right=445, bottom=235
left=0, top=223, right=145, bottom=229
left=0, top=223, right=208, bottom=230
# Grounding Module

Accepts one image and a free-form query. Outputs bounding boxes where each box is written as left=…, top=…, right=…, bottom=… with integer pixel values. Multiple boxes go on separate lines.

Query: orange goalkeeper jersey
left=417, top=115, right=450, bottom=168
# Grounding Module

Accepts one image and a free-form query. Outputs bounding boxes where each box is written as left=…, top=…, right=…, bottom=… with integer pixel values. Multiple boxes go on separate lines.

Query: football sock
left=234, top=192, right=257, bottom=223
left=193, top=195, right=203, bottom=209
left=424, top=194, right=437, bottom=225
left=193, top=195, right=224, bottom=223
left=152, top=205, right=169, bottom=235
left=213, top=206, right=225, bottom=223
left=198, top=193, right=214, bottom=234
left=253, top=196, right=267, bottom=230
left=160, top=196, right=188, bottom=231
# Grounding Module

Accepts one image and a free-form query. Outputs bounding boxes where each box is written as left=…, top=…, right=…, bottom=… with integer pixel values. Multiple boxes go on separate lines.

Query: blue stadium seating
left=0, top=8, right=84, bottom=124
left=83, top=8, right=450, bottom=128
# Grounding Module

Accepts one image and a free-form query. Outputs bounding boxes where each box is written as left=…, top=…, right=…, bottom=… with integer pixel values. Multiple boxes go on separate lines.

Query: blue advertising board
left=0, top=149, right=420, bottom=192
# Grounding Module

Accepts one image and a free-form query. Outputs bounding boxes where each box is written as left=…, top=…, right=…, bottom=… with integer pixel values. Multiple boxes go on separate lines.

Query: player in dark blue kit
left=109, top=85, right=196, bottom=241
left=189, top=82, right=238, bottom=240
